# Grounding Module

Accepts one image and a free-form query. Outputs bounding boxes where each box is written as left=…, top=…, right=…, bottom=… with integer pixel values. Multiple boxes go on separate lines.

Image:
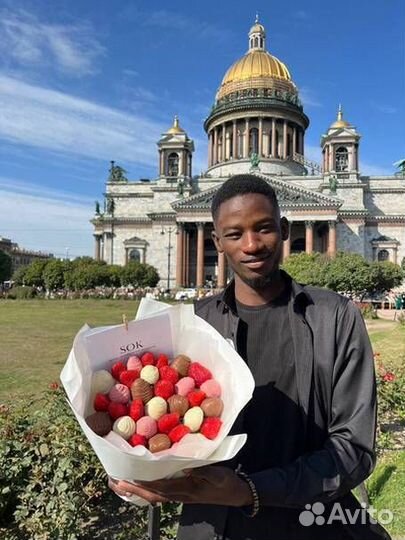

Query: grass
left=0, top=300, right=404, bottom=536
left=0, top=299, right=140, bottom=402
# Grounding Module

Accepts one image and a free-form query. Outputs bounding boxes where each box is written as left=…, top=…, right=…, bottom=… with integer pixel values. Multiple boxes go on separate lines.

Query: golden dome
left=250, top=22, right=265, bottom=34
left=216, top=50, right=293, bottom=100
left=330, top=105, right=350, bottom=128
left=167, top=115, right=185, bottom=134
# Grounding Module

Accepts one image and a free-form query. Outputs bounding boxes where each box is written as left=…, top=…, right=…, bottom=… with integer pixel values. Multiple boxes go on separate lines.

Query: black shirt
left=234, top=280, right=305, bottom=473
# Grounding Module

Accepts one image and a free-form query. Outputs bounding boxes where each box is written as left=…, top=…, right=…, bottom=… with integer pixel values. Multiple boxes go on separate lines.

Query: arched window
left=249, top=127, right=259, bottom=155
left=129, top=249, right=141, bottom=262
left=168, top=153, right=179, bottom=177
left=229, top=133, right=233, bottom=158
left=291, top=238, right=305, bottom=253
left=335, top=146, right=348, bottom=172
left=378, top=249, right=389, bottom=262
left=275, top=130, right=280, bottom=158
left=254, top=37, right=258, bottom=47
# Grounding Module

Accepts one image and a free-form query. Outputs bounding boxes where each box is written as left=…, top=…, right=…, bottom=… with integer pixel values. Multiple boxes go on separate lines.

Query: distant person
left=110, top=175, right=390, bottom=539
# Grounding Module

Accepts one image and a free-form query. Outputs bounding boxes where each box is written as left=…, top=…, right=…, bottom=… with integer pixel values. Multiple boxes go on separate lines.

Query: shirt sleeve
left=249, top=300, right=377, bottom=508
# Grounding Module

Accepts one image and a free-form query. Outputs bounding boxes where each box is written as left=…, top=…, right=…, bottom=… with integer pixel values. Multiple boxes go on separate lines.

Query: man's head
left=211, top=174, right=289, bottom=290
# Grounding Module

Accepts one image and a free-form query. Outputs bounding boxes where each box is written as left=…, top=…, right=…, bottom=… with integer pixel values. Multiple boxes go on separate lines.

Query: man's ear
left=280, top=217, right=289, bottom=241
left=212, top=229, right=224, bottom=253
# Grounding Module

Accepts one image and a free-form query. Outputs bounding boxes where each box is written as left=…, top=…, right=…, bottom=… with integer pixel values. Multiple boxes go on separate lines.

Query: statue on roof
left=394, top=159, right=405, bottom=177
left=108, top=160, right=128, bottom=182
left=95, top=201, right=101, bottom=215
left=106, top=197, right=115, bottom=215
left=329, top=175, right=338, bottom=194
left=250, top=152, right=260, bottom=169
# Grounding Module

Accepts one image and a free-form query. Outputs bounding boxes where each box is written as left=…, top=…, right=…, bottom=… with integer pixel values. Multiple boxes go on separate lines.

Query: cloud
left=360, top=162, right=393, bottom=176
left=369, top=101, right=397, bottom=115
left=299, top=87, right=322, bottom=108
left=0, top=75, right=167, bottom=168
left=0, top=179, right=93, bottom=258
left=0, top=8, right=104, bottom=76
left=143, top=10, right=233, bottom=42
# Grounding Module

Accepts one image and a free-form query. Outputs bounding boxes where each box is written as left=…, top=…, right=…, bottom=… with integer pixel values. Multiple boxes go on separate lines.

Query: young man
left=110, top=175, right=390, bottom=540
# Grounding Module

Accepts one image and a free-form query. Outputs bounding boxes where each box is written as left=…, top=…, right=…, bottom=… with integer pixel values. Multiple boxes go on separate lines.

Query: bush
left=0, top=387, right=180, bottom=539
left=356, top=302, right=378, bottom=320
left=6, top=286, right=37, bottom=300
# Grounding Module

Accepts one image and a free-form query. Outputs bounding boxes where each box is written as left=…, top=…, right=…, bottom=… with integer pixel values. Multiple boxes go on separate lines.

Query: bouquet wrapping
left=60, top=298, right=254, bottom=504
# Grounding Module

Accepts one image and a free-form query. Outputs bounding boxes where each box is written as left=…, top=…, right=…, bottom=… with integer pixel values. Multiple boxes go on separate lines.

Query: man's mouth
left=241, top=254, right=270, bottom=268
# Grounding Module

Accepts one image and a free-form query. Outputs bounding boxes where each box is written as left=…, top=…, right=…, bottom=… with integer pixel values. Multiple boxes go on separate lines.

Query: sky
left=0, top=0, right=404, bottom=259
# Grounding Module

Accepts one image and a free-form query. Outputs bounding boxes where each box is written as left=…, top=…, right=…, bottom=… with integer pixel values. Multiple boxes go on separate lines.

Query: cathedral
left=92, top=18, right=405, bottom=289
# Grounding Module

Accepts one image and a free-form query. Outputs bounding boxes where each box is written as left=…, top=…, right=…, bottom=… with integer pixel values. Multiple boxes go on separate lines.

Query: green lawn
left=0, top=299, right=140, bottom=402
left=0, top=300, right=404, bottom=537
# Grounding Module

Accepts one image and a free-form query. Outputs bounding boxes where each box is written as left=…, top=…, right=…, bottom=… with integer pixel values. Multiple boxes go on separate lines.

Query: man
left=110, top=175, right=390, bottom=540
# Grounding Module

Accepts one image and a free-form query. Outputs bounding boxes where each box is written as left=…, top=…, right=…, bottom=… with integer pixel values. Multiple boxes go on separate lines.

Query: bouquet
left=60, top=298, right=254, bottom=504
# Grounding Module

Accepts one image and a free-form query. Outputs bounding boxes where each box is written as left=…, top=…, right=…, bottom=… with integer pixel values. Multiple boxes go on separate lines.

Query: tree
left=0, top=250, right=12, bottom=282
left=281, top=252, right=328, bottom=287
left=12, top=265, right=29, bottom=286
left=369, top=261, right=404, bottom=295
left=107, top=265, right=124, bottom=287
left=323, top=252, right=373, bottom=299
left=42, top=259, right=70, bottom=291
left=21, top=259, right=49, bottom=288
left=121, top=262, right=159, bottom=288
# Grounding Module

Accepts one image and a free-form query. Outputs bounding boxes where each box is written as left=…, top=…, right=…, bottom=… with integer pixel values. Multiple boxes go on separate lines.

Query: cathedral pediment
left=172, top=174, right=342, bottom=212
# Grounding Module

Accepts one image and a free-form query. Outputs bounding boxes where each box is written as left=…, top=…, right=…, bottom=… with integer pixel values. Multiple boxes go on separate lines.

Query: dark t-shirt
left=234, top=280, right=305, bottom=473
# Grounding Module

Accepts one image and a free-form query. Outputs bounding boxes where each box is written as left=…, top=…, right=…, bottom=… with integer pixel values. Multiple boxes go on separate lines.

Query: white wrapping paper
left=60, top=299, right=254, bottom=504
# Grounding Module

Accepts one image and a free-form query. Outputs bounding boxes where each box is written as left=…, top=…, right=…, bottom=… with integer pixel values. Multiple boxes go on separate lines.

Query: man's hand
left=108, top=466, right=253, bottom=507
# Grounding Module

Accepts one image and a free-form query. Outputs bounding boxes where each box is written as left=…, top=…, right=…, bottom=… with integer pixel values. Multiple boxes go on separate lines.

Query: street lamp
left=160, top=226, right=177, bottom=290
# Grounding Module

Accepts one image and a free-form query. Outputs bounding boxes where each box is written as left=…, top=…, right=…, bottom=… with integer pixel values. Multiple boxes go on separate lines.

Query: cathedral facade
left=92, top=19, right=405, bottom=289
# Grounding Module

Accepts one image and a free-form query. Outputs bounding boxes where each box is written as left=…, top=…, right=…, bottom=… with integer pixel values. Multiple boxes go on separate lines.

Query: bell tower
left=157, top=116, right=194, bottom=181
left=321, top=105, right=361, bottom=182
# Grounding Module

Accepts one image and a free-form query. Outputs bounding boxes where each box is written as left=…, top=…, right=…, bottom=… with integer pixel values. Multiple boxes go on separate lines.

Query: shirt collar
left=217, top=270, right=313, bottom=314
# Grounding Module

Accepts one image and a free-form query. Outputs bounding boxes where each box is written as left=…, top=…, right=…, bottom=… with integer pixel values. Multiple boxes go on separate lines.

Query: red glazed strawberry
left=200, top=417, right=222, bottom=440
left=141, top=352, right=155, bottom=366
left=111, top=361, right=126, bottom=380
left=129, top=399, right=144, bottom=422
left=159, top=365, right=179, bottom=384
left=156, top=354, right=169, bottom=368
left=154, top=379, right=175, bottom=400
left=119, top=369, right=140, bottom=387
left=168, top=424, right=191, bottom=443
left=187, top=390, right=206, bottom=407
left=158, top=412, right=180, bottom=434
left=108, top=402, right=128, bottom=420
left=188, top=362, right=212, bottom=387
left=128, top=433, right=147, bottom=447
left=94, top=393, right=110, bottom=412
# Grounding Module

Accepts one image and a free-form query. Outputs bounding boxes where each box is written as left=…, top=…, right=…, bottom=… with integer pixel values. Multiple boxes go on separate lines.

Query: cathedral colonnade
left=207, top=117, right=305, bottom=167
left=175, top=219, right=338, bottom=289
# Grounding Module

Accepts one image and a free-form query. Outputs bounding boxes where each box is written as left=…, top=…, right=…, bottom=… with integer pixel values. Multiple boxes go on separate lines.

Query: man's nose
left=241, top=231, right=263, bottom=253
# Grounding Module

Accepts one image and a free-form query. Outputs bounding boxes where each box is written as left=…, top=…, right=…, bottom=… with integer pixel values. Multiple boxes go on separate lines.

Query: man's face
left=212, top=193, right=289, bottom=289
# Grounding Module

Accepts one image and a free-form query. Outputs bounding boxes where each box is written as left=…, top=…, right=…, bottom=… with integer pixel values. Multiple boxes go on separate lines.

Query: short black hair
left=211, top=174, right=279, bottom=221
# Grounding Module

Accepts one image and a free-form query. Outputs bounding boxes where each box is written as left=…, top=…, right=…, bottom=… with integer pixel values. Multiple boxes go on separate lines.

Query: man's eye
left=225, top=232, right=240, bottom=239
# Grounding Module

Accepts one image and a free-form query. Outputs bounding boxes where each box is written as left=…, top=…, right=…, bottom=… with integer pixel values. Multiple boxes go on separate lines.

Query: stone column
left=232, top=120, right=237, bottom=158
left=176, top=224, right=184, bottom=287
left=159, top=150, right=164, bottom=176
left=282, top=221, right=292, bottom=261
left=183, top=229, right=190, bottom=287
left=196, top=223, right=205, bottom=288
left=329, top=145, right=334, bottom=172
left=283, top=120, right=288, bottom=159
left=225, top=132, right=231, bottom=161
left=217, top=251, right=227, bottom=288
left=328, top=221, right=337, bottom=257
left=293, top=126, right=297, bottom=156
left=222, top=124, right=226, bottom=161
left=208, top=133, right=212, bottom=168
left=213, top=128, right=218, bottom=165
left=244, top=119, right=250, bottom=158
left=94, top=234, right=101, bottom=261
left=305, top=221, right=314, bottom=254
left=271, top=118, right=276, bottom=157
left=258, top=117, right=263, bottom=157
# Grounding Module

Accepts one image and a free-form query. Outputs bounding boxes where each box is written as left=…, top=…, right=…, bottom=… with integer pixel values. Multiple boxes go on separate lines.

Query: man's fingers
left=108, top=477, right=169, bottom=504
